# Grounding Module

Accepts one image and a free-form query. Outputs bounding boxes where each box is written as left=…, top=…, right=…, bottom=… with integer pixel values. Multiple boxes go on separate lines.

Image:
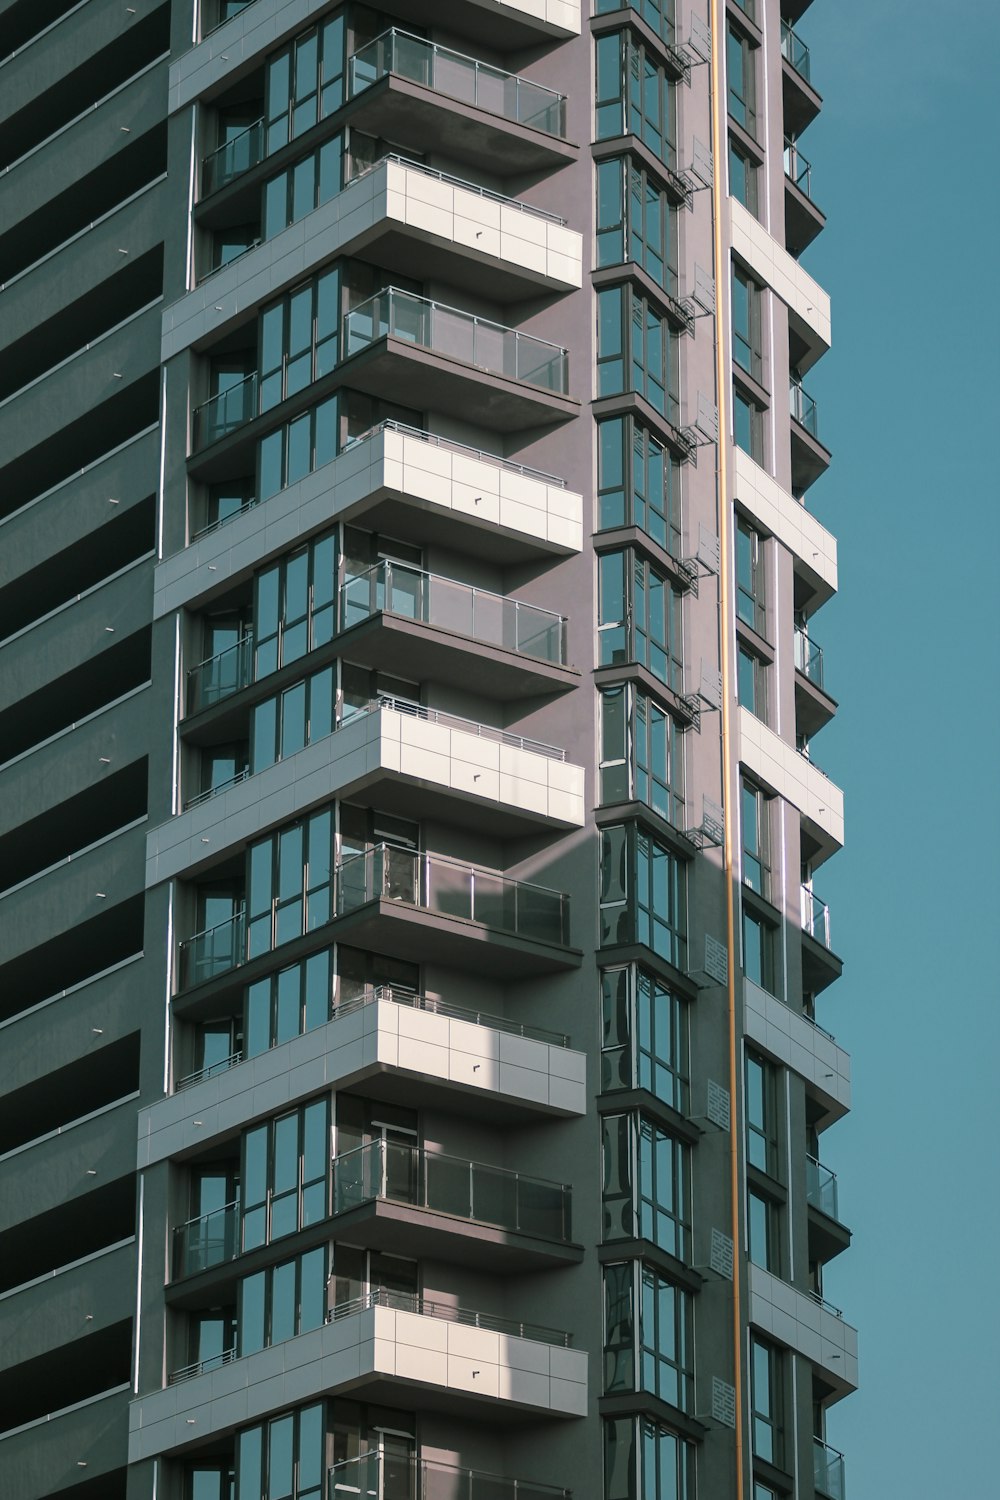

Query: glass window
left=235, top=1403, right=324, bottom=1500
left=740, top=778, right=770, bottom=897
left=732, top=264, right=762, bottom=381
left=746, top=1052, right=779, bottom=1175
left=254, top=531, right=337, bottom=679
left=251, top=664, right=336, bottom=771
left=729, top=136, right=759, bottom=216
left=604, top=1415, right=693, bottom=1500
left=748, top=1187, right=779, bottom=1272
left=597, top=286, right=681, bottom=425
left=265, top=13, right=345, bottom=154
left=598, top=416, right=682, bottom=558
left=245, top=947, right=333, bottom=1058
left=743, top=906, right=777, bottom=994
left=597, top=158, right=678, bottom=295
left=600, top=823, right=687, bottom=968
left=736, top=517, right=766, bottom=634
left=734, top=386, right=764, bottom=461
left=240, top=1245, right=327, bottom=1355
left=595, top=0, right=675, bottom=44
left=263, top=134, right=344, bottom=239
left=598, top=550, right=684, bottom=693
left=259, top=267, right=341, bottom=413
left=242, top=1099, right=329, bottom=1251
left=246, top=806, right=334, bottom=961
left=601, top=965, right=688, bottom=1111
left=604, top=1262, right=692, bottom=1411
left=595, top=33, right=677, bottom=167
left=751, top=1338, right=784, bottom=1466
left=737, top=644, right=767, bottom=721
left=602, top=1112, right=689, bottom=1259
left=258, top=395, right=338, bottom=501
left=727, top=24, right=757, bottom=137
left=600, top=684, right=685, bottom=828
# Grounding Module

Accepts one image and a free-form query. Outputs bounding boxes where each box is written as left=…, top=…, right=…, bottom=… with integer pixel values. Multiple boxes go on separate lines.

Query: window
left=598, top=285, right=681, bottom=424
left=740, top=778, right=770, bottom=897
left=729, top=136, right=759, bottom=216
left=595, top=0, right=675, bottom=44
left=245, top=947, right=333, bottom=1058
left=242, top=1099, right=329, bottom=1249
left=600, top=684, right=685, bottom=828
left=732, top=265, right=762, bottom=381
left=236, top=1403, right=324, bottom=1500
left=727, top=24, right=757, bottom=137
left=265, top=13, right=345, bottom=153
left=601, top=964, right=688, bottom=1111
left=251, top=663, right=335, bottom=771
left=737, top=643, right=767, bottom=720
left=736, top=517, right=766, bottom=634
left=597, top=416, right=682, bottom=558
left=745, top=1052, right=779, bottom=1175
left=240, top=1245, right=327, bottom=1355
left=188, top=1465, right=235, bottom=1500
left=748, top=1187, right=779, bottom=1273
left=600, top=823, right=687, bottom=968
left=602, top=1112, right=689, bottom=1259
left=260, top=266, right=340, bottom=412
left=604, top=1262, right=693, bottom=1410
left=750, top=1338, right=785, bottom=1466
left=263, top=134, right=344, bottom=239
left=258, top=395, right=339, bottom=500
left=604, top=1416, right=694, bottom=1500
left=595, top=34, right=678, bottom=167
left=734, top=386, right=764, bottom=461
left=597, top=158, right=679, bottom=295
left=247, top=806, right=334, bottom=958
left=254, top=531, right=336, bottom=678
left=598, top=550, right=684, bottom=692
left=742, top=905, right=777, bottom=994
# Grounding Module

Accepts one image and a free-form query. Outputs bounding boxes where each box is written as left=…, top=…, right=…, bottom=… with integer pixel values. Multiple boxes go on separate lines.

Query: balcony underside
left=784, top=178, right=826, bottom=257
left=801, top=929, right=843, bottom=994
left=781, top=61, right=822, bottom=136
left=794, top=672, right=837, bottom=740
left=790, top=419, right=832, bottom=493
left=330, top=1197, right=582, bottom=1272
left=335, top=896, right=581, bottom=977
left=808, top=1204, right=851, bottom=1265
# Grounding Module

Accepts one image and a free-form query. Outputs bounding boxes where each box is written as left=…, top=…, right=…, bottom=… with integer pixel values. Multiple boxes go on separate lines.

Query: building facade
left=0, top=0, right=855, bottom=1497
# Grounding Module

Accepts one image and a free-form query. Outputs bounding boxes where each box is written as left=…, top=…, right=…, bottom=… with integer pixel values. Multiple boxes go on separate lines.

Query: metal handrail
left=813, top=1435, right=846, bottom=1500
left=806, top=1154, right=841, bottom=1221
left=168, top=1346, right=238, bottom=1384
left=329, top=1451, right=571, bottom=1497
left=801, top=885, right=832, bottom=949
left=185, top=632, right=254, bottom=715
left=347, top=417, right=567, bottom=487
left=780, top=19, right=812, bottom=81
left=192, top=370, right=259, bottom=449
left=202, top=116, right=264, bottom=195
left=790, top=379, right=820, bottom=437
left=794, top=627, right=825, bottom=688
left=328, top=1286, right=572, bottom=1347
left=191, top=496, right=258, bottom=541
left=784, top=137, right=814, bottom=199
left=348, top=28, right=567, bottom=139
left=357, top=152, right=568, bottom=225
left=175, top=1050, right=244, bottom=1091
left=185, top=767, right=250, bottom=809
left=334, top=984, right=569, bottom=1047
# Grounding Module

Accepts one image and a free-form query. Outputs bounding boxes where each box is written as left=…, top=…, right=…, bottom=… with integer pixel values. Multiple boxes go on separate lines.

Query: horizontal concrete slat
left=0, top=1096, right=138, bottom=1233
left=0, top=1386, right=129, bottom=1500
left=0, top=1239, right=136, bottom=1374
left=0, top=956, right=145, bottom=1097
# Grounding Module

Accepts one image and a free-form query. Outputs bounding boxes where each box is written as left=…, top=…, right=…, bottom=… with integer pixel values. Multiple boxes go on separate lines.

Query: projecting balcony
left=807, top=1154, right=851, bottom=1263
left=748, top=1263, right=858, bottom=1397
left=329, top=1452, right=570, bottom=1498
left=330, top=1139, right=579, bottom=1271
left=793, top=626, right=836, bottom=738
left=346, top=30, right=574, bottom=176
left=814, top=1437, right=847, bottom=1500
left=201, top=118, right=264, bottom=197
left=800, top=884, right=842, bottom=992
left=789, top=380, right=831, bottom=494
left=128, top=1294, right=587, bottom=1460
left=341, top=287, right=575, bottom=432
left=338, top=559, right=574, bottom=699
left=780, top=21, right=822, bottom=135
left=784, top=138, right=826, bottom=256
left=743, top=978, right=850, bottom=1124
left=737, top=706, right=844, bottom=862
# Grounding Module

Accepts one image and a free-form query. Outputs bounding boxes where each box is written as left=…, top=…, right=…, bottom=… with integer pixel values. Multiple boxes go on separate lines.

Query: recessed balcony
left=784, top=138, right=826, bottom=256
left=346, top=30, right=574, bottom=177
left=737, top=707, right=843, bottom=862
left=781, top=20, right=822, bottom=135
left=807, top=1153, right=851, bottom=1263
left=794, top=627, right=836, bottom=738
left=127, top=1293, right=587, bottom=1460
left=789, top=380, right=831, bottom=494
left=330, top=1452, right=570, bottom=1500
left=801, top=884, right=842, bottom=993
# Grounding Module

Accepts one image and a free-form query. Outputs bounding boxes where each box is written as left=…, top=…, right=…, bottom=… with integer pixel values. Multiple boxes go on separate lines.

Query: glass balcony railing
left=334, top=984, right=569, bottom=1047
left=801, top=886, right=832, bottom=948
left=178, top=910, right=246, bottom=990
left=790, top=379, right=820, bottom=438
left=794, top=627, right=825, bottom=688
left=336, top=843, right=571, bottom=946
left=349, top=28, right=567, bottom=138
left=781, top=20, right=812, bottom=81
left=330, top=1451, right=570, bottom=1499
left=328, top=1286, right=572, bottom=1347
left=173, top=1200, right=240, bottom=1278
left=333, top=1139, right=572, bottom=1241
left=784, top=137, right=814, bottom=199
left=341, top=561, right=567, bottom=664
left=806, top=1155, right=841, bottom=1222
left=186, top=633, right=254, bottom=715
left=202, top=118, right=265, bottom=196
left=192, top=371, right=259, bottom=449
left=814, top=1437, right=846, bottom=1500
left=344, top=286, right=569, bottom=394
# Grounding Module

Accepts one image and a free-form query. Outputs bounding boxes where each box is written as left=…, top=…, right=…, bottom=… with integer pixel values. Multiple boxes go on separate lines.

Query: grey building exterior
left=0, top=0, right=854, bottom=1497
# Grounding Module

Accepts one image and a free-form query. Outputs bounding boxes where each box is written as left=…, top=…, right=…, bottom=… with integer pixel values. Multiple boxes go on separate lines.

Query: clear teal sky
left=785, top=1, right=1000, bottom=1493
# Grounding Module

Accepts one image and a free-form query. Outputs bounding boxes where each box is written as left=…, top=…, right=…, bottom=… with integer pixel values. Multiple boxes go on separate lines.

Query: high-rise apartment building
left=0, top=0, right=854, bottom=1497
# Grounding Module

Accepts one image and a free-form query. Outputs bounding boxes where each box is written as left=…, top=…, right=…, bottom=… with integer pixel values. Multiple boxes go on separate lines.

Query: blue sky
left=785, top=1, right=1000, bottom=1493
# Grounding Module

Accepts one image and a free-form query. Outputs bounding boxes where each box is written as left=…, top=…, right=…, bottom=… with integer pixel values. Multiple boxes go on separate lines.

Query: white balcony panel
left=743, top=979, right=850, bottom=1122
left=138, top=999, right=585, bottom=1166
left=162, top=159, right=580, bottom=361
left=155, top=427, right=582, bottom=618
left=733, top=449, right=837, bottom=606
left=170, top=0, right=579, bottom=111
left=128, top=1304, right=587, bottom=1460
left=749, top=1264, right=858, bottom=1396
left=146, top=707, right=584, bottom=887
left=731, top=199, right=831, bottom=366
left=737, top=706, right=844, bottom=858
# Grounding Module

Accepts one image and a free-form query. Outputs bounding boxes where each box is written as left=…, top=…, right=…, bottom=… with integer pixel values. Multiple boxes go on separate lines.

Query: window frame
left=600, top=682, right=686, bottom=829
left=603, top=1260, right=694, bottom=1412
left=596, top=156, right=679, bottom=296
left=602, top=1111, right=690, bottom=1260
left=597, top=284, right=682, bottom=425
left=601, top=963, right=689, bottom=1112
left=599, top=822, right=688, bottom=969
left=727, top=22, right=757, bottom=138
left=750, top=1337, right=785, bottom=1468
left=732, top=263, right=763, bottom=383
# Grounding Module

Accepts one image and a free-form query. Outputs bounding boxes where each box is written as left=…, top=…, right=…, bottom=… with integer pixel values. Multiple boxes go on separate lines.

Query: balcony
left=201, top=119, right=264, bottom=197
left=794, top=629, right=836, bottom=739
left=807, top=1154, right=851, bottom=1262
left=192, top=372, right=257, bottom=450
left=338, top=560, right=575, bottom=698
left=789, top=380, right=831, bottom=494
left=329, top=1139, right=578, bottom=1270
left=173, top=1199, right=240, bottom=1278
left=341, top=287, right=574, bottom=431
left=748, top=1264, right=858, bottom=1397
left=794, top=627, right=824, bottom=687
left=186, top=633, right=253, bottom=714
left=814, top=1437, right=846, bottom=1500
left=800, top=883, right=841, bottom=992
left=737, top=706, right=843, bottom=861
left=329, top=1451, right=570, bottom=1498
left=783, top=138, right=826, bottom=255
left=801, top=885, right=830, bottom=946
left=128, top=1292, right=587, bottom=1460
left=781, top=21, right=822, bottom=135
left=743, top=979, right=849, bottom=1124
left=781, top=20, right=811, bottom=80
left=346, top=30, right=574, bottom=176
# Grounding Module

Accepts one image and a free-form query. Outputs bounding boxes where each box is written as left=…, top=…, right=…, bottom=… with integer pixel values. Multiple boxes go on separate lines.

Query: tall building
left=0, top=0, right=854, bottom=1497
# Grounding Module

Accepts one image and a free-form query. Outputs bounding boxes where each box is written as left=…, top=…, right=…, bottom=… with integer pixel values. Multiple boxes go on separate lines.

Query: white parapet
left=743, top=979, right=850, bottom=1121
left=733, top=449, right=837, bottom=605
left=749, top=1264, right=858, bottom=1395
left=731, top=199, right=831, bottom=362
left=738, top=706, right=844, bottom=857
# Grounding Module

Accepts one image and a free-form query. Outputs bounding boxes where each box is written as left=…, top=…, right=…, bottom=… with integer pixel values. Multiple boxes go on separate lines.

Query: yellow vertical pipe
left=708, top=2, right=745, bottom=1495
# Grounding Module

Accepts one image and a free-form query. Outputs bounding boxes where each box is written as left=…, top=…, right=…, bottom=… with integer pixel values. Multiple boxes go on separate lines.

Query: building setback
left=0, top=0, right=854, bottom=1497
